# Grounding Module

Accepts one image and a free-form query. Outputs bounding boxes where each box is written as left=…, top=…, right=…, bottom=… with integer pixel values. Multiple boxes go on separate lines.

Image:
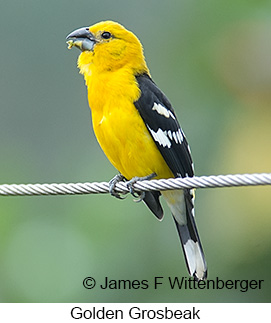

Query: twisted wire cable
left=0, top=173, right=271, bottom=197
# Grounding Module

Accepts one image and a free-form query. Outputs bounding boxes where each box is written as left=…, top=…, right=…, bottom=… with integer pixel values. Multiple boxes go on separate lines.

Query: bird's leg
left=109, top=173, right=127, bottom=199
left=126, top=173, right=157, bottom=202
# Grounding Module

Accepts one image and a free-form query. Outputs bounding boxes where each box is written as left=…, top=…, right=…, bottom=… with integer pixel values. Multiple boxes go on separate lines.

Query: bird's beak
left=66, top=27, right=96, bottom=52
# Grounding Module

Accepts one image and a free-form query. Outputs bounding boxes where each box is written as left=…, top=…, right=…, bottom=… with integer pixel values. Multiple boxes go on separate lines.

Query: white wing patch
left=147, top=126, right=184, bottom=148
left=152, top=103, right=176, bottom=120
left=148, top=126, right=171, bottom=148
left=177, top=129, right=184, bottom=143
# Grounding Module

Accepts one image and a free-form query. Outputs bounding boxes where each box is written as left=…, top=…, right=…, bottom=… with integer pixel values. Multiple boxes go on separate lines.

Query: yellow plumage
left=77, top=21, right=173, bottom=180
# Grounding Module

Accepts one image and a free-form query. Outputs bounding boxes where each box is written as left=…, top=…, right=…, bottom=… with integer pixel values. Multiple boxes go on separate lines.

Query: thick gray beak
left=66, top=27, right=96, bottom=52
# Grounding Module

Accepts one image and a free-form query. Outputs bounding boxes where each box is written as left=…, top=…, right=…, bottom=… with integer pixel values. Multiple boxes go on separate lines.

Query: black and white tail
left=162, top=189, right=207, bottom=280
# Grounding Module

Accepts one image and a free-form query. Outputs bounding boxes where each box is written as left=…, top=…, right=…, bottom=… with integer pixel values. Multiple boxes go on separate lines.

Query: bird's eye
left=101, top=31, right=112, bottom=39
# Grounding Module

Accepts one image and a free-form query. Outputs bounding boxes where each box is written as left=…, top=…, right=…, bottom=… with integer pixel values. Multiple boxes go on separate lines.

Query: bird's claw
left=109, top=174, right=127, bottom=199
left=109, top=173, right=157, bottom=202
left=126, top=177, right=145, bottom=202
left=126, top=173, right=157, bottom=203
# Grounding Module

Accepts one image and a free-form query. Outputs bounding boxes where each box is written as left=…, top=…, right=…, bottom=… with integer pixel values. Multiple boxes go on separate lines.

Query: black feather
left=143, top=191, right=163, bottom=220
left=134, top=73, right=193, bottom=178
left=134, top=73, right=207, bottom=279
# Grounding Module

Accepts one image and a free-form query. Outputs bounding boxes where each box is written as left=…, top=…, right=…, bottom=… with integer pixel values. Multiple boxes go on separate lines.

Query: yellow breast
left=85, top=68, right=173, bottom=180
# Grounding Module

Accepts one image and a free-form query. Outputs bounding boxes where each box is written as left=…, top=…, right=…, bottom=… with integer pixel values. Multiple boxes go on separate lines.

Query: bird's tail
left=162, top=189, right=207, bottom=280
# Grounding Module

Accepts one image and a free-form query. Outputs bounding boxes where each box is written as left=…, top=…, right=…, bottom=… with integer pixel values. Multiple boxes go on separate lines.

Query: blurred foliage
left=0, top=0, right=270, bottom=302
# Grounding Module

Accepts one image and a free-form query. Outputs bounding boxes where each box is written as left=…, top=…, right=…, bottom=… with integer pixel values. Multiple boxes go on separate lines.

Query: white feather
left=184, top=239, right=206, bottom=279
left=148, top=126, right=171, bottom=148
left=152, top=103, right=176, bottom=119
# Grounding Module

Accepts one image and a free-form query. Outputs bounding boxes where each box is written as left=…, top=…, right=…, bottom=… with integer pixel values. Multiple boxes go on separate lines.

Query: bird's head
left=66, top=21, right=148, bottom=75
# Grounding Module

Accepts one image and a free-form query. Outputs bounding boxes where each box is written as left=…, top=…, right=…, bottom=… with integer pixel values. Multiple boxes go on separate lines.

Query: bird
left=66, top=20, right=207, bottom=280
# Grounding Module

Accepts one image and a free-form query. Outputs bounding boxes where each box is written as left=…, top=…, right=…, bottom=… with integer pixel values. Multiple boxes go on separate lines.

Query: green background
left=0, top=0, right=271, bottom=302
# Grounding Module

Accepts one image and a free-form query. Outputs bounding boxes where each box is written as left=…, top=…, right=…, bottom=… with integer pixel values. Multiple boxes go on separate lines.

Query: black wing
left=134, top=73, right=193, bottom=178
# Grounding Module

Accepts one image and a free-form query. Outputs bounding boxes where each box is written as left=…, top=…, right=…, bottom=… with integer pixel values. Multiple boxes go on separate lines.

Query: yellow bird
left=66, top=21, right=207, bottom=280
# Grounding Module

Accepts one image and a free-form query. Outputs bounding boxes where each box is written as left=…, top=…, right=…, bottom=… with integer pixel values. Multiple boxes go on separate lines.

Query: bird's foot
left=126, top=173, right=157, bottom=202
left=109, top=174, right=127, bottom=199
